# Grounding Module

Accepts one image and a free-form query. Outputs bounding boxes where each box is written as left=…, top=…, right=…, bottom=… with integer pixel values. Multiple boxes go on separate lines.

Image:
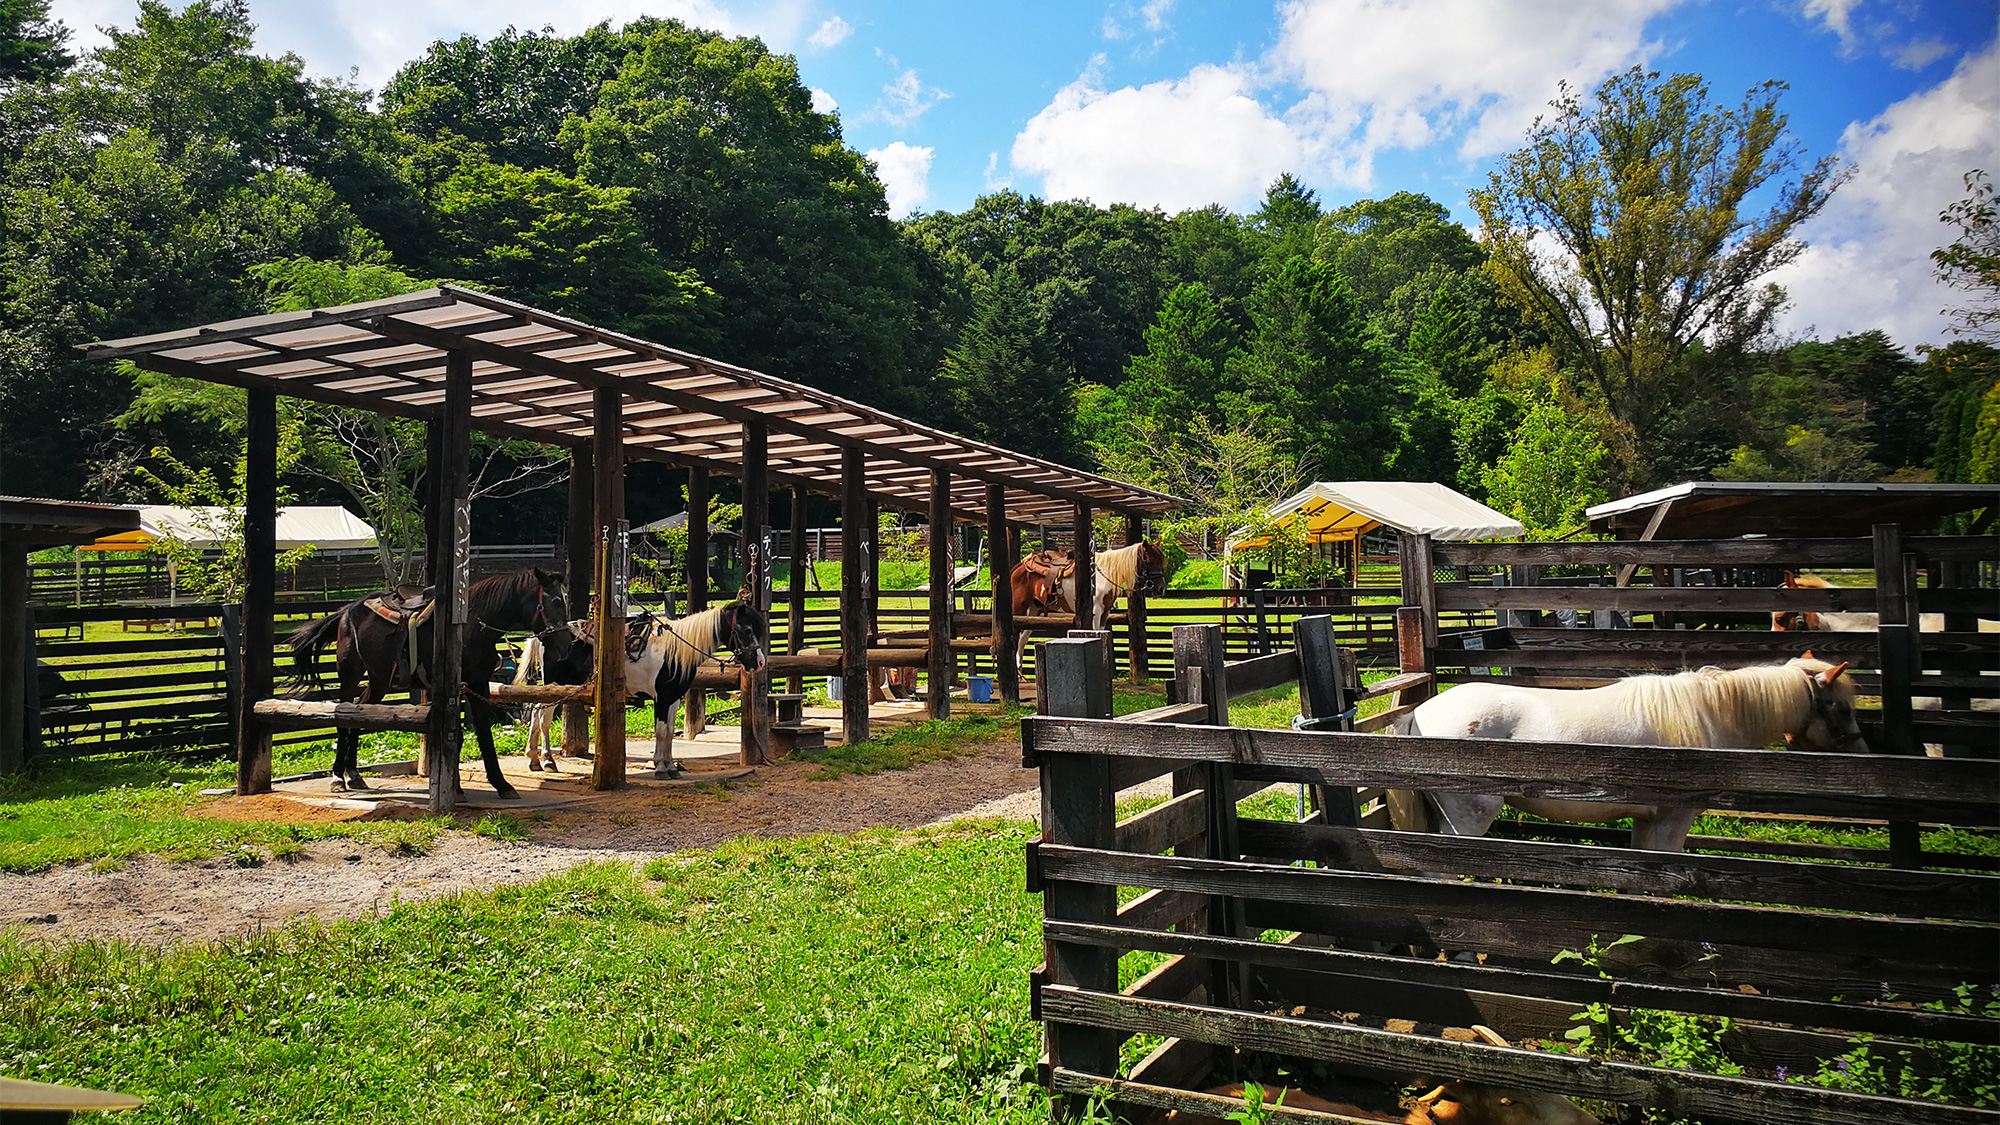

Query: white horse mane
left=647, top=603, right=731, bottom=680
left=1603, top=659, right=1832, bottom=747
left=1094, top=542, right=1144, bottom=596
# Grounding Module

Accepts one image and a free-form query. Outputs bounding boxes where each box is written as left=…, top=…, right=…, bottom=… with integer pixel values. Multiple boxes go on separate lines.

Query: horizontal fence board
left=1223, top=650, right=1300, bottom=697
left=1233, top=820, right=2000, bottom=922
left=1114, top=791, right=1207, bottom=856
left=1432, top=536, right=1996, bottom=568
left=1439, top=586, right=1878, bottom=613
left=1021, top=718, right=2000, bottom=825
left=1040, top=988, right=1993, bottom=1125
left=1037, top=845, right=1999, bottom=972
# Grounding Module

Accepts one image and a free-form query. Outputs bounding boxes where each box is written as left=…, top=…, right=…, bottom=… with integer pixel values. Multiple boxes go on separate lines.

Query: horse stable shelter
left=82, top=287, right=1183, bottom=812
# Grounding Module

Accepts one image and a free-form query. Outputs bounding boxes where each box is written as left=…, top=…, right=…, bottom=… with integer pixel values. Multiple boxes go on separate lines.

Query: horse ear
left=1817, top=661, right=1850, bottom=685
left=1801, top=649, right=1815, bottom=660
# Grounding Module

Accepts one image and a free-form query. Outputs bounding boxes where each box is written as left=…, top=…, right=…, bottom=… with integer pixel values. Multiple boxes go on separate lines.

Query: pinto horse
left=1007, top=541, right=1168, bottom=668
left=1387, top=657, right=1866, bottom=852
left=286, top=567, right=573, bottom=799
left=569, top=600, right=768, bottom=776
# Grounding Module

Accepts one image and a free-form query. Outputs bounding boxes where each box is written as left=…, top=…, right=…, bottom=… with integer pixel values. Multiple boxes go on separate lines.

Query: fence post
left=1295, top=614, right=1357, bottom=828
left=1124, top=514, right=1148, bottom=683
left=1873, top=523, right=1922, bottom=869
left=0, top=543, right=26, bottom=776
left=1170, top=623, right=1246, bottom=1009
left=219, top=604, right=242, bottom=765
left=1035, top=636, right=1118, bottom=1110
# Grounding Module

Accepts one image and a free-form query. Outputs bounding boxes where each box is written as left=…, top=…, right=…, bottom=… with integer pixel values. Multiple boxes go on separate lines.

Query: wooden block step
left=770, top=721, right=827, bottom=754
left=769, top=693, right=807, bottom=725
left=252, top=699, right=430, bottom=732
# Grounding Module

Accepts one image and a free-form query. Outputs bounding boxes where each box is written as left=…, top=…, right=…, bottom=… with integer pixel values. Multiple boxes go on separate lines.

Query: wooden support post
left=740, top=420, right=770, bottom=766
left=685, top=467, right=709, bottom=738
left=1873, top=523, right=1920, bottom=868
left=1295, top=614, right=1357, bottom=827
left=1170, top=623, right=1246, bottom=1008
left=788, top=487, right=808, bottom=695
left=988, top=484, right=1019, bottom=704
left=1036, top=635, right=1118, bottom=1104
left=1124, top=514, right=1148, bottom=682
left=928, top=468, right=952, bottom=721
left=1070, top=503, right=1096, bottom=632
left=866, top=497, right=881, bottom=640
left=591, top=386, right=627, bottom=790
left=0, top=541, right=27, bottom=776
left=426, top=357, right=471, bottom=811
left=562, top=446, right=593, bottom=760
left=841, top=446, right=869, bottom=746
left=1404, top=532, right=1439, bottom=654
left=236, top=385, right=278, bottom=796
left=1937, top=559, right=1975, bottom=756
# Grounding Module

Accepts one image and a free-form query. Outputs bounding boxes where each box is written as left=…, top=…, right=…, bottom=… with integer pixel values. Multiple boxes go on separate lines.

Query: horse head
left=724, top=600, right=768, bottom=673
left=529, top=568, right=575, bottom=661
left=1790, top=656, right=1867, bottom=754
left=1136, top=540, right=1169, bottom=595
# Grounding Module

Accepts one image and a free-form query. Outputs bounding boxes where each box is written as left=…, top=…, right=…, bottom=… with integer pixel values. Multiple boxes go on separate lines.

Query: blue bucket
left=967, top=675, right=995, bottom=703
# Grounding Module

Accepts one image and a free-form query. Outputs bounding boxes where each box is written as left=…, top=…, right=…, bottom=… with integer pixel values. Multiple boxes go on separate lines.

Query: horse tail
left=284, top=611, right=342, bottom=691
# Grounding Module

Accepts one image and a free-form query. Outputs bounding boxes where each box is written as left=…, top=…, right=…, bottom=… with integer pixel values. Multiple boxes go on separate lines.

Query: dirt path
left=3, top=739, right=1049, bottom=947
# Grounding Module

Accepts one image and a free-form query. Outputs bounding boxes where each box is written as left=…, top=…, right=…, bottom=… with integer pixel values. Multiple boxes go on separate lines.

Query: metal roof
left=1586, top=481, right=2000, bottom=538
left=1, top=496, right=141, bottom=548
left=82, top=286, right=1184, bottom=524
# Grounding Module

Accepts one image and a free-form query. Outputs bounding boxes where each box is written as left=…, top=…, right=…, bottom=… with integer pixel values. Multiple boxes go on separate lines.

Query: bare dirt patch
left=3, top=738, right=1043, bottom=947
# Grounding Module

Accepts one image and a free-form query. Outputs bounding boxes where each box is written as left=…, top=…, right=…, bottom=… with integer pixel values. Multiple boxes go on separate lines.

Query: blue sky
left=51, top=0, right=2000, bottom=348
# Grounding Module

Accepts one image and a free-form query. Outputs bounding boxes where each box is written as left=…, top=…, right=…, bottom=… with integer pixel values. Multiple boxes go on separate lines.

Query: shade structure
left=1227, top=481, right=1524, bottom=554
left=78, top=505, right=378, bottom=552
left=81, top=286, right=1183, bottom=524
left=1587, top=481, right=1999, bottom=539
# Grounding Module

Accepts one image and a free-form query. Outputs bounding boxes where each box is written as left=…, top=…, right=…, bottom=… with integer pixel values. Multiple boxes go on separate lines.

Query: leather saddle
left=1019, top=550, right=1073, bottom=612
left=364, top=585, right=438, bottom=628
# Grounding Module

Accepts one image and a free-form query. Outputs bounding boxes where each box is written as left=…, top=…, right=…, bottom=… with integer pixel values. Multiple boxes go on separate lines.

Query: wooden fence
left=1023, top=622, right=2000, bottom=1125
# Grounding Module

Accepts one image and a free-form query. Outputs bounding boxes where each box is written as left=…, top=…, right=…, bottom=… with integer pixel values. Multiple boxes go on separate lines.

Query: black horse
left=286, top=567, right=573, bottom=798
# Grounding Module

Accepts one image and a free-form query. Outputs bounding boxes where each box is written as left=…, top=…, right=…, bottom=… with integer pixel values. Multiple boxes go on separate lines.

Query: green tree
left=1, top=0, right=70, bottom=82
left=1222, top=256, right=1399, bottom=478
left=1482, top=390, right=1610, bottom=538
left=1253, top=173, right=1322, bottom=266
left=1933, top=169, right=1998, bottom=342
left=1163, top=204, right=1262, bottom=334
left=1119, top=282, right=1235, bottom=424
left=937, top=265, right=1074, bottom=462
left=1471, top=67, right=1846, bottom=488
left=1406, top=282, right=1496, bottom=396
left=1315, top=191, right=1494, bottom=346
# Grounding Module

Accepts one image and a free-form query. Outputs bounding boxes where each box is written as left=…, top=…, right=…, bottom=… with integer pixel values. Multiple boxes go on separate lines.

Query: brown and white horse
left=1007, top=541, right=1167, bottom=669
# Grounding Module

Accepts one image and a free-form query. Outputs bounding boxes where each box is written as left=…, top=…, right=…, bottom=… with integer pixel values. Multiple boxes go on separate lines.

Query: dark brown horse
left=286, top=568, right=573, bottom=798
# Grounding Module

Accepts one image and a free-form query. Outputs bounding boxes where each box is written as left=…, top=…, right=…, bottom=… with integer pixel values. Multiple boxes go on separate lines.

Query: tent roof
left=0, top=496, right=140, bottom=548
left=1229, top=481, right=1524, bottom=551
left=81, top=286, right=1184, bottom=526
left=80, top=506, right=378, bottom=551
left=1585, top=481, right=2000, bottom=539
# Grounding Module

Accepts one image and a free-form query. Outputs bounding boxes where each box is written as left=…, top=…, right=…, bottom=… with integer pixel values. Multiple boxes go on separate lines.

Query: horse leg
left=654, top=698, right=681, bottom=779
left=1636, top=807, right=1701, bottom=853
left=468, top=697, right=519, bottom=799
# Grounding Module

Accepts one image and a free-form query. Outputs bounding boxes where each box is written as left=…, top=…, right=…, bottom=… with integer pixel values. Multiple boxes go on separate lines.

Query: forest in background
left=3, top=1, right=1995, bottom=563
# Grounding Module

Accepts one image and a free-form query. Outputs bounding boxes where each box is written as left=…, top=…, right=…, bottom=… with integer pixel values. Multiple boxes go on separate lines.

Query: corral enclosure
left=1024, top=530, right=1998, bottom=1124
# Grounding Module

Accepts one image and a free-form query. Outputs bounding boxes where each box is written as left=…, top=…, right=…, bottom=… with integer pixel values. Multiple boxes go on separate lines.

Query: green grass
left=0, top=826, right=1051, bottom=1125
left=795, top=704, right=1028, bottom=780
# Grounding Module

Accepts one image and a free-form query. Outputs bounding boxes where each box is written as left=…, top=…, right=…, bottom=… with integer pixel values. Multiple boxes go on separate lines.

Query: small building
left=1225, top=481, right=1524, bottom=588
left=1586, top=480, right=1999, bottom=539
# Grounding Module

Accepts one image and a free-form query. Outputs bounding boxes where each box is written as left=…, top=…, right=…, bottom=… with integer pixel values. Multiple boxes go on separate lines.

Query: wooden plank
left=589, top=383, right=626, bottom=793
left=1497, top=627, right=1996, bottom=656
left=684, top=466, right=709, bottom=738
left=1073, top=501, right=1096, bottom=632
left=841, top=447, right=869, bottom=745
left=1126, top=514, right=1149, bottom=683
left=252, top=699, right=430, bottom=732
left=34, top=637, right=225, bottom=657
left=1349, top=703, right=1416, bottom=734
left=1295, top=614, right=1356, bottom=827
left=1037, top=844, right=1999, bottom=971
left=1115, top=702, right=1210, bottom=725
left=487, top=683, right=592, bottom=704
left=740, top=419, right=771, bottom=767
left=562, top=445, right=594, bottom=759
left=1020, top=717, right=2000, bottom=825
left=1115, top=790, right=1208, bottom=855
left=1234, top=820, right=2000, bottom=921
left=1049, top=1071, right=1372, bottom=1125
left=1225, top=649, right=1300, bottom=698
left=1039, top=988, right=1996, bottom=1125
left=787, top=486, right=808, bottom=694
left=1175, top=625, right=1228, bottom=727
left=1917, top=587, right=2000, bottom=616
left=1439, top=586, right=1880, bottom=612
left=1117, top=887, right=1210, bottom=932
left=1043, top=921, right=2000, bottom=1046
left=1433, top=535, right=1996, bottom=568
left=1351, top=672, right=1430, bottom=701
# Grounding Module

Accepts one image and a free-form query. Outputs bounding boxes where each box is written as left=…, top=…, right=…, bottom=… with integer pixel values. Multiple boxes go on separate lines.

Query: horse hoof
left=346, top=775, right=370, bottom=791
left=496, top=789, right=521, bottom=801
left=528, top=760, right=542, bottom=772
left=329, top=778, right=348, bottom=793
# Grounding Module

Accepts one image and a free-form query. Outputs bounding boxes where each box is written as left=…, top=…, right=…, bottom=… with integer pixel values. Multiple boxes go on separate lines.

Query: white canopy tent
left=1226, top=482, right=1523, bottom=586
left=76, top=505, right=376, bottom=605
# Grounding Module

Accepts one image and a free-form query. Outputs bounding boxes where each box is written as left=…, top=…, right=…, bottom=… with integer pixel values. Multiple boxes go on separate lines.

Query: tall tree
left=1933, top=169, right=1998, bottom=342
left=1471, top=67, right=1846, bottom=487
left=1254, top=173, right=1322, bottom=266
left=1, top=0, right=70, bottom=82
left=937, top=265, right=1074, bottom=463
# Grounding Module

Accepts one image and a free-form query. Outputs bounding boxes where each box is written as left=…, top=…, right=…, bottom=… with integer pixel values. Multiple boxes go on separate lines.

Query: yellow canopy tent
left=1226, top=481, right=1524, bottom=585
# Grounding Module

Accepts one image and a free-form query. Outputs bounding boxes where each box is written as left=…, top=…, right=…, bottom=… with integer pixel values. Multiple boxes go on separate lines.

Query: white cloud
left=867, top=141, right=933, bottom=217
left=808, top=15, right=851, bottom=48
left=1140, top=0, right=1176, bottom=31
left=50, top=0, right=822, bottom=94
left=1012, top=59, right=1302, bottom=211
left=1770, top=40, right=2000, bottom=348
left=1013, top=0, right=1679, bottom=210
left=983, top=150, right=1011, bottom=191
left=1892, top=38, right=1952, bottom=70
left=809, top=86, right=838, bottom=114
left=1801, top=0, right=1865, bottom=52
left=869, top=57, right=949, bottom=126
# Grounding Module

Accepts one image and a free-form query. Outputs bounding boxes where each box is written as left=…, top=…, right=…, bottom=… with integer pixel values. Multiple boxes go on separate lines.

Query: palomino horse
left=287, top=567, right=574, bottom=798
left=569, top=600, right=768, bottom=777
left=1387, top=657, right=1866, bottom=852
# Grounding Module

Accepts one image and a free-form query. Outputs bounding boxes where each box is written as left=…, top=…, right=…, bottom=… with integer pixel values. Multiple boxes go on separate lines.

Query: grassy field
left=0, top=826, right=1054, bottom=1125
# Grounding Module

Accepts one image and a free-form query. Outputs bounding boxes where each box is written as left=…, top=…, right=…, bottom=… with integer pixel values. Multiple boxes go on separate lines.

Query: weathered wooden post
left=988, top=484, right=1019, bottom=703
left=590, top=385, right=627, bottom=790
left=684, top=467, right=709, bottom=738
left=841, top=446, right=869, bottom=745
left=1124, top=513, right=1148, bottom=682
left=427, top=356, right=472, bottom=810
left=1071, top=502, right=1095, bottom=632
left=562, top=445, right=593, bottom=760
left=1295, top=613, right=1357, bottom=827
left=0, top=539, right=26, bottom=776
left=1170, top=622, right=1245, bottom=1008
left=1034, top=634, right=1117, bottom=1112
left=1874, top=523, right=1921, bottom=868
left=928, top=468, right=952, bottom=720
left=237, top=385, right=278, bottom=797
left=788, top=487, right=808, bottom=695
left=740, top=420, right=770, bottom=766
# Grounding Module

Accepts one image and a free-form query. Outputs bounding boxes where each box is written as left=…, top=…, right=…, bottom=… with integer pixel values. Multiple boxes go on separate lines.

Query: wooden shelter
left=82, top=286, right=1181, bottom=811
left=1, top=496, right=140, bottom=775
left=1586, top=481, right=1998, bottom=540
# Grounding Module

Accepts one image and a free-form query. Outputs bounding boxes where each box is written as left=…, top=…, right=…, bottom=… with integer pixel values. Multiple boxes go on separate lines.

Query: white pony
left=1388, top=657, right=1867, bottom=852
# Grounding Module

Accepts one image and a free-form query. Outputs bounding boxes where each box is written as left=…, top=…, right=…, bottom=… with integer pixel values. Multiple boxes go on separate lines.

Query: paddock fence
left=1023, top=620, right=2000, bottom=1125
